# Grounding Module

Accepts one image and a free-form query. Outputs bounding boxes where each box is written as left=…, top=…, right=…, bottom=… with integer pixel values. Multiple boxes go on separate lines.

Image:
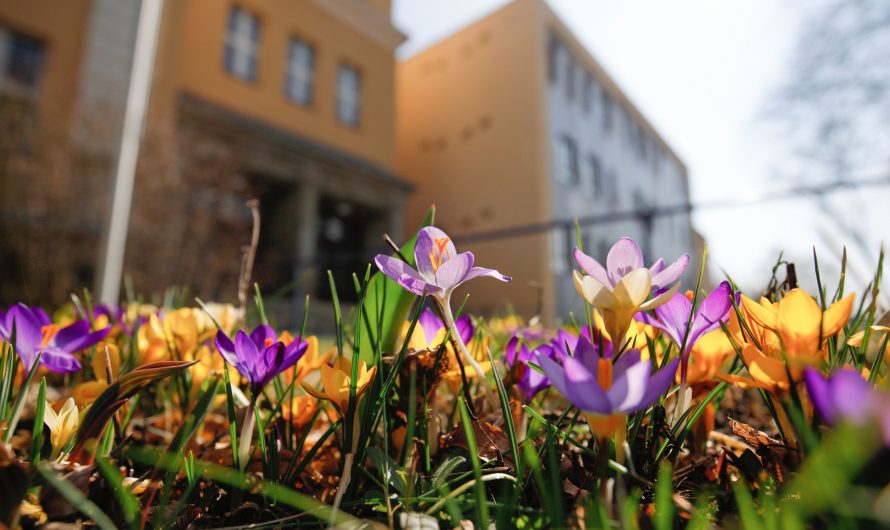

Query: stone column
left=291, top=180, right=320, bottom=324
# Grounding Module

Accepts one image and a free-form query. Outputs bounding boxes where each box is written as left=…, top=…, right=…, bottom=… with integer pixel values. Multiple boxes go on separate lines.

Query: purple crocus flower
left=636, top=281, right=735, bottom=359
left=572, top=238, right=689, bottom=348
left=536, top=335, right=678, bottom=421
left=214, top=325, right=308, bottom=394
left=375, top=227, right=511, bottom=303
left=0, top=303, right=110, bottom=373
left=413, top=308, right=474, bottom=347
left=805, top=368, right=890, bottom=445
left=505, top=336, right=550, bottom=401
left=635, top=282, right=734, bottom=416
left=573, top=238, right=689, bottom=297
left=375, top=226, right=510, bottom=384
left=506, top=327, right=608, bottom=401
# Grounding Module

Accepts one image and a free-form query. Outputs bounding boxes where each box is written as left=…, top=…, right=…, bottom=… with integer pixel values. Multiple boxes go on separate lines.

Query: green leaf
left=430, top=455, right=466, bottom=490
left=654, top=461, right=674, bottom=530
left=69, top=360, right=197, bottom=464
left=37, top=464, right=117, bottom=530
left=96, top=457, right=140, bottom=529
left=358, top=206, right=435, bottom=363
left=367, top=446, right=409, bottom=496
left=31, top=378, right=47, bottom=467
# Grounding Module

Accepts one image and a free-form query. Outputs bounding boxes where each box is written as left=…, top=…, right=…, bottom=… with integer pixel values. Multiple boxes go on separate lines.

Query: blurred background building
left=397, top=0, right=697, bottom=321
left=1, top=0, right=699, bottom=325
left=0, top=0, right=410, bottom=325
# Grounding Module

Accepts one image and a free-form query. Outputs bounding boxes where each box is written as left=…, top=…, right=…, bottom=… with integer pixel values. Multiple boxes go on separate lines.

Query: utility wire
left=451, top=176, right=890, bottom=244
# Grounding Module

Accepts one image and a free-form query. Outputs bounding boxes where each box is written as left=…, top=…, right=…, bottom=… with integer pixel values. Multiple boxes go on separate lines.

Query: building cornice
left=178, top=92, right=413, bottom=192
left=310, top=0, right=406, bottom=51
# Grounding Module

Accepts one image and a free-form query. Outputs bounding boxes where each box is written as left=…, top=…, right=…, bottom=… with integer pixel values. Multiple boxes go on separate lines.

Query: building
left=0, top=0, right=409, bottom=323
left=396, top=0, right=696, bottom=322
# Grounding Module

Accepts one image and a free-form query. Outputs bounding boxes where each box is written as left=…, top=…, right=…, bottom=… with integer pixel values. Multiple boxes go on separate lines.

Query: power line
left=451, top=176, right=890, bottom=244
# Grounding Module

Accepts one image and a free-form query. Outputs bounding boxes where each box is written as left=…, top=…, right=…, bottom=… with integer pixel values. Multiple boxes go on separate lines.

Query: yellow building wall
left=0, top=0, right=92, bottom=142
left=167, top=0, right=398, bottom=170
left=396, top=0, right=555, bottom=320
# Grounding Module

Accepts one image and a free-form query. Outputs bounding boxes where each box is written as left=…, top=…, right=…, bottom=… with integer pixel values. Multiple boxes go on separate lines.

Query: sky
left=392, top=0, right=889, bottom=297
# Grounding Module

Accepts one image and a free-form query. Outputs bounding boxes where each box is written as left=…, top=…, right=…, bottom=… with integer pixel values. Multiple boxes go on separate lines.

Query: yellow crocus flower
left=278, top=335, right=334, bottom=388
left=44, top=398, right=80, bottom=458
left=722, top=288, right=854, bottom=391
left=301, top=356, right=376, bottom=414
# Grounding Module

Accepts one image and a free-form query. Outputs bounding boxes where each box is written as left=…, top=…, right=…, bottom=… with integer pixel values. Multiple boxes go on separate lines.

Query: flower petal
left=822, top=293, right=854, bottom=338
left=435, top=251, right=474, bottom=292
left=687, top=281, right=733, bottom=348
left=40, top=348, right=82, bottom=373
left=250, top=325, right=277, bottom=349
left=829, top=369, right=874, bottom=424
left=804, top=368, right=835, bottom=424
left=614, top=268, right=652, bottom=308
left=650, top=254, right=690, bottom=292
left=235, top=330, right=261, bottom=383
left=536, top=353, right=568, bottom=397
left=573, top=271, right=619, bottom=308
left=375, top=255, right=441, bottom=296
left=55, top=323, right=111, bottom=354
left=562, top=356, right=612, bottom=414
left=651, top=292, right=693, bottom=346
left=415, top=227, right=457, bottom=278
left=638, top=282, right=681, bottom=312
left=776, top=289, right=822, bottom=354
left=4, top=304, right=44, bottom=361
left=413, top=227, right=436, bottom=278
left=607, top=357, right=651, bottom=413
left=462, top=266, right=512, bottom=284
left=640, top=357, right=679, bottom=408
left=454, top=315, right=475, bottom=344
left=214, top=331, right=239, bottom=367
left=573, top=248, right=611, bottom=287
left=741, top=296, right=778, bottom=334
left=606, top=238, right=644, bottom=284
left=573, top=335, right=601, bottom=375
left=418, top=309, right=444, bottom=345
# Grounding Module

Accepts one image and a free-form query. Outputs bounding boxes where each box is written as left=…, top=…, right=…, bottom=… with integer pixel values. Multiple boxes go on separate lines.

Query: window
left=285, top=38, right=314, bottom=106
left=607, top=170, right=618, bottom=202
left=582, top=72, right=595, bottom=114
left=550, top=231, right=569, bottom=273
left=565, top=56, right=576, bottom=100
left=601, top=90, right=614, bottom=133
left=588, top=154, right=603, bottom=197
left=336, top=64, right=361, bottom=126
left=639, top=132, right=649, bottom=162
left=0, top=27, right=45, bottom=97
left=0, top=27, right=45, bottom=152
left=553, top=136, right=579, bottom=186
left=547, top=32, right=561, bottom=83
left=224, top=7, right=260, bottom=81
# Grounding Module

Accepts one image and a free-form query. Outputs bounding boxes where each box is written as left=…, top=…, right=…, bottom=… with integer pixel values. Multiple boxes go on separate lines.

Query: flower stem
left=439, top=301, right=488, bottom=386
left=674, top=358, right=690, bottom=425
left=238, top=400, right=255, bottom=471
left=332, top=413, right=361, bottom=522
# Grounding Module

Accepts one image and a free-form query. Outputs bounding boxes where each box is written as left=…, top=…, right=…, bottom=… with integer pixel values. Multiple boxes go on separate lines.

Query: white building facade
left=545, top=27, right=695, bottom=318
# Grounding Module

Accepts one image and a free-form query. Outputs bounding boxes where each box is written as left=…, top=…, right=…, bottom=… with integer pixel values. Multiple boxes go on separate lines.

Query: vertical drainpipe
left=97, top=0, right=165, bottom=304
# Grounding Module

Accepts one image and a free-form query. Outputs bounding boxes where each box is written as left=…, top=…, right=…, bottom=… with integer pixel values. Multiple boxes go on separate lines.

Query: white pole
left=97, top=0, right=165, bottom=304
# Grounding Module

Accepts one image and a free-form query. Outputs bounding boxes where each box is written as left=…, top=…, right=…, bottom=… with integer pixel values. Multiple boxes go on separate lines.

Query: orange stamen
left=264, top=338, right=274, bottom=348
left=41, top=324, right=60, bottom=348
left=428, top=237, right=452, bottom=272
left=597, top=358, right=613, bottom=391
